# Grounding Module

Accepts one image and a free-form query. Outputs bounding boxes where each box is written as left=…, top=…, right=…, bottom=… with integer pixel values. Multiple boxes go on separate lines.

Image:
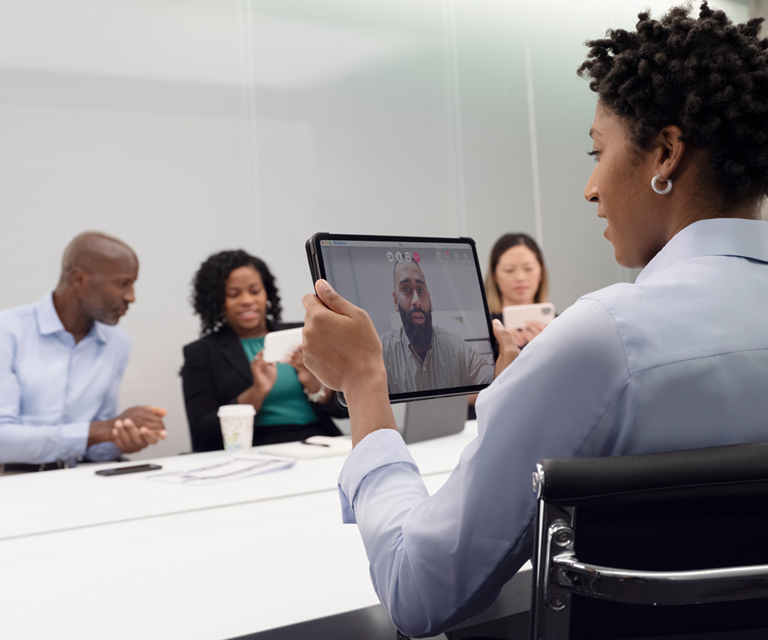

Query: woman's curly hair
left=578, top=1, right=768, bottom=203
left=191, top=250, right=282, bottom=335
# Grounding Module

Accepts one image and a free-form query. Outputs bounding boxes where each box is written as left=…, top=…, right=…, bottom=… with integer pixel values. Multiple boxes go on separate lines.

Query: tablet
left=502, top=303, right=555, bottom=330
left=306, top=233, right=496, bottom=404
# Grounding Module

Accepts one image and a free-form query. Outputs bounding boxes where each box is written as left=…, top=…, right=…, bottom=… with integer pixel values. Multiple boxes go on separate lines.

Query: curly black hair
left=191, top=250, right=283, bottom=335
left=578, top=1, right=768, bottom=203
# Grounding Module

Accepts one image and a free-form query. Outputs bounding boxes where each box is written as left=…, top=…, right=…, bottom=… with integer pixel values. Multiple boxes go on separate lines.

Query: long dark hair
left=190, top=250, right=282, bottom=335
left=485, top=233, right=548, bottom=314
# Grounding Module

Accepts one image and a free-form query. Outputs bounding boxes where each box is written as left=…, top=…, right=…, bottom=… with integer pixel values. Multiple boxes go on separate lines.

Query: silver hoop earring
left=266, top=300, right=272, bottom=310
left=651, top=174, right=673, bottom=195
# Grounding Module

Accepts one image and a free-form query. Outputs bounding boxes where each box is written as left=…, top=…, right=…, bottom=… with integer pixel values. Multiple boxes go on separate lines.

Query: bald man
left=0, top=232, right=166, bottom=472
left=379, top=261, right=494, bottom=395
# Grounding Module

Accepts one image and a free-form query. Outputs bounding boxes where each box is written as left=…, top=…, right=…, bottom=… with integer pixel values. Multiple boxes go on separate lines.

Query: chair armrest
left=552, top=554, right=768, bottom=605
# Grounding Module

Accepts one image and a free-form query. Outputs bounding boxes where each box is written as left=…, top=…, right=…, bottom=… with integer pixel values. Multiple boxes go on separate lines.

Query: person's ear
left=651, top=125, right=686, bottom=183
left=392, top=291, right=399, bottom=311
left=69, top=267, right=91, bottom=295
left=70, top=267, right=87, bottom=292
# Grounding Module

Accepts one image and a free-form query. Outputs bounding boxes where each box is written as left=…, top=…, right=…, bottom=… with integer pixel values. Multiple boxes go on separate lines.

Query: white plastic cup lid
left=217, top=404, right=256, bottom=418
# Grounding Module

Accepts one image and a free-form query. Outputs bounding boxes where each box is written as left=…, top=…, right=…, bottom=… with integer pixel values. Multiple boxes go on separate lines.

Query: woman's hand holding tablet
left=302, top=279, right=384, bottom=392
left=302, top=279, right=395, bottom=446
left=491, top=319, right=522, bottom=377
left=301, top=278, right=521, bottom=448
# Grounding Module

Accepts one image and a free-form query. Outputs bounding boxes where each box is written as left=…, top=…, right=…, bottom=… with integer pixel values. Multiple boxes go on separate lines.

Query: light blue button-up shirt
left=337, top=218, right=768, bottom=637
left=0, top=292, right=129, bottom=464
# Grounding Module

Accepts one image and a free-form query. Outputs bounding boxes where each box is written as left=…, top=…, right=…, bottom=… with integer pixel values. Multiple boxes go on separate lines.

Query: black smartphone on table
left=95, top=463, right=162, bottom=476
left=306, top=233, right=496, bottom=406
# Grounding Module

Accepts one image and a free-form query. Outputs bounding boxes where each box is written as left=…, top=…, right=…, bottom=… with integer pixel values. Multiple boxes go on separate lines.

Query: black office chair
left=530, top=442, right=768, bottom=640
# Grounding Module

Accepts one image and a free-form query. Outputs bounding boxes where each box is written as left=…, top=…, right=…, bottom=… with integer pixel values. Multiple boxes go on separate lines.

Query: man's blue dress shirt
left=0, top=292, right=128, bottom=464
left=337, top=218, right=768, bottom=637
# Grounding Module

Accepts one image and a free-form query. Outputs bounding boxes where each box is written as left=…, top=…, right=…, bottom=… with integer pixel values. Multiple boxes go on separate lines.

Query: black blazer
left=181, top=322, right=344, bottom=452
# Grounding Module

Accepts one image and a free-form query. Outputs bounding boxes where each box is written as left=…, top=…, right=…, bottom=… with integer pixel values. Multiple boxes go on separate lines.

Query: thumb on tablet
left=315, top=279, right=355, bottom=317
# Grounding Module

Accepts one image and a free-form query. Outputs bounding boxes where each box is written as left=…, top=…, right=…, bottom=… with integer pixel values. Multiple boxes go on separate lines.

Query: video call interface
left=317, top=238, right=495, bottom=398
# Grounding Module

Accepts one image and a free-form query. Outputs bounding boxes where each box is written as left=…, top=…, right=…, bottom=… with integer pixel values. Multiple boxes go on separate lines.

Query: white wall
left=0, top=0, right=752, bottom=458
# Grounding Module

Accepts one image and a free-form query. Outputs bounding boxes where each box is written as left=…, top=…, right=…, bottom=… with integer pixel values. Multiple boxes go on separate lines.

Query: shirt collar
left=34, top=291, right=108, bottom=343
left=636, top=218, right=768, bottom=284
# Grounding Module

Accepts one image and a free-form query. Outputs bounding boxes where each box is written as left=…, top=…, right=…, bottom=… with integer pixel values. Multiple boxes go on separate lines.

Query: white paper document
left=259, top=435, right=353, bottom=459
left=148, top=454, right=296, bottom=485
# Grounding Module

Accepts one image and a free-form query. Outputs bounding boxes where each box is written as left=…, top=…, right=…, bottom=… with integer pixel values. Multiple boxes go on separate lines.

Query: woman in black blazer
left=181, top=250, right=343, bottom=452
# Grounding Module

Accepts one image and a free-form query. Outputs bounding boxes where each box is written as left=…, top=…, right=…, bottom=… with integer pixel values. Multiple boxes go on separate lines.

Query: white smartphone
left=263, top=327, right=303, bottom=363
left=502, top=303, right=556, bottom=330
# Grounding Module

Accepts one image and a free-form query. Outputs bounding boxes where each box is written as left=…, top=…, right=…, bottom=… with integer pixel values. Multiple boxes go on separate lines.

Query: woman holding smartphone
left=468, top=233, right=552, bottom=417
left=484, top=232, right=550, bottom=348
left=181, top=250, right=342, bottom=452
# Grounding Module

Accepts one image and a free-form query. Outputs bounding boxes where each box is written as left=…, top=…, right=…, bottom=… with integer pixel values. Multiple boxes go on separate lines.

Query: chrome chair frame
left=530, top=442, right=768, bottom=640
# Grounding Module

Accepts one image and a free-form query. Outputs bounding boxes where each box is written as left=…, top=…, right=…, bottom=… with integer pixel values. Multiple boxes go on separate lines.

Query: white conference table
left=0, top=422, right=532, bottom=640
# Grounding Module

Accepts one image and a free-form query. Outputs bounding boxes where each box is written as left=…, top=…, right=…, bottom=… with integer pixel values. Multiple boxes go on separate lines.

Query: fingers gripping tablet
left=306, top=233, right=496, bottom=404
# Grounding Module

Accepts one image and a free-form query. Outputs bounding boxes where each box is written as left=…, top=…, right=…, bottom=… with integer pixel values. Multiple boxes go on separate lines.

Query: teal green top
left=240, top=337, right=318, bottom=426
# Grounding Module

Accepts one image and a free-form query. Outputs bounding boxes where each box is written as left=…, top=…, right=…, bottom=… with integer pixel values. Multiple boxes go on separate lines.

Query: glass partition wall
left=0, top=0, right=752, bottom=457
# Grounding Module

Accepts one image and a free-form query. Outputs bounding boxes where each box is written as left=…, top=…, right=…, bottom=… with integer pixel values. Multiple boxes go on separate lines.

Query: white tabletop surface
left=0, top=422, right=531, bottom=640
left=0, top=422, right=479, bottom=541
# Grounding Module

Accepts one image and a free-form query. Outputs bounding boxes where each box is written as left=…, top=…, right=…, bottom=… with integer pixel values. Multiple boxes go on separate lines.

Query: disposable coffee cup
left=217, top=405, right=255, bottom=451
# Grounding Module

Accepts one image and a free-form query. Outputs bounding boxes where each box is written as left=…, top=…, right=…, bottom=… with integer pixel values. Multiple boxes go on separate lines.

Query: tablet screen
left=307, top=234, right=495, bottom=402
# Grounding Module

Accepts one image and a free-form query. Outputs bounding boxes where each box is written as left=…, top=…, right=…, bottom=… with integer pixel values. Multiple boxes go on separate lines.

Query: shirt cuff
left=84, top=441, right=122, bottom=462
left=337, top=428, right=419, bottom=524
left=60, top=421, right=92, bottom=462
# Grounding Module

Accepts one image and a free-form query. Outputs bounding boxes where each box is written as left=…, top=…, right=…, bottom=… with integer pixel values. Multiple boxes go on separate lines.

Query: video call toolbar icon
left=388, top=250, right=417, bottom=263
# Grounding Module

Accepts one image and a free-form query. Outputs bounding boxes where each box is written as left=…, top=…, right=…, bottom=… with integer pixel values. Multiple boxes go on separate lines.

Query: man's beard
left=400, top=306, right=433, bottom=354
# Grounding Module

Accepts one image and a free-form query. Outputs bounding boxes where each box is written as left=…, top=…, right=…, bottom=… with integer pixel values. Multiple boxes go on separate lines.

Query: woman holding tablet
left=484, top=232, right=550, bottom=348
left=301, top=3, right=768, bottom=637
left=181, top=250, right=341, bottom=452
